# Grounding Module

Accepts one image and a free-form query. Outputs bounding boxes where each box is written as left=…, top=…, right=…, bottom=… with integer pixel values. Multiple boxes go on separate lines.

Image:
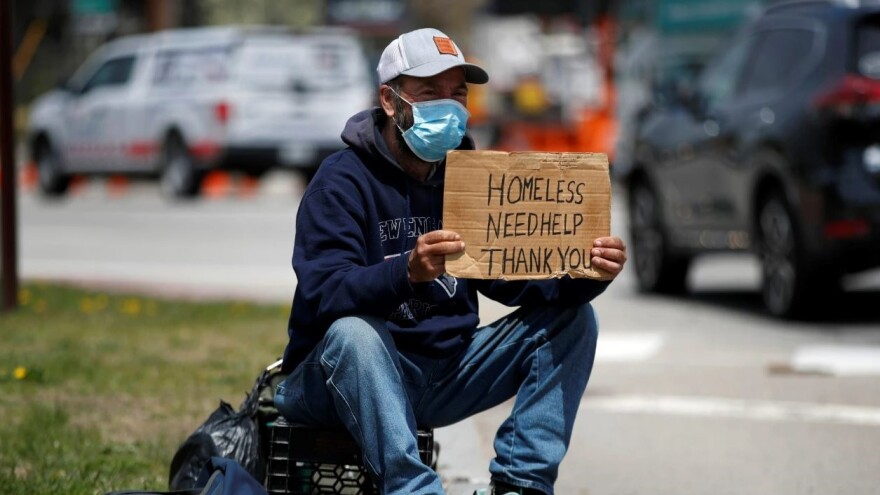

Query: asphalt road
left=17, top=176, right=880, bottom=494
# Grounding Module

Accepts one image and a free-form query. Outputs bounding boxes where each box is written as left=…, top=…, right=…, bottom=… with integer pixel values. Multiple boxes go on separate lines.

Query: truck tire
left=36, top=139, right=70, bottom=197
left=160, top=135, right=202, bottom=199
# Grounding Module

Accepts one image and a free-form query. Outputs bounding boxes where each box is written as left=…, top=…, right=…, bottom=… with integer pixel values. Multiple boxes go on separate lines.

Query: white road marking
left=595, top=333, right=664, bottom=362
left=437, top=334, right=664, bottom=487
left=581, top=395, right=880, bottom=427
left=791, top=345, right=880, bottom=376
left=435, top=417, right=493, bottom=486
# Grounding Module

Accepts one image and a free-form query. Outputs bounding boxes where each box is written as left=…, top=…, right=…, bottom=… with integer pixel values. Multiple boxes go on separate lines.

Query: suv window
left=740, top=28, right=815, bottom=96
left=81, top=56, right=136, bottom=93
left=696, top=33, right=753, bottom=109
left=856, top=17, right=880, bottom=78
left=153, top=47, right=230, bottom=86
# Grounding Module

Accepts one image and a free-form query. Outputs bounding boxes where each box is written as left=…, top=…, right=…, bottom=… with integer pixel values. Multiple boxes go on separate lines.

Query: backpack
left=108, top=456, right=267, bottom=495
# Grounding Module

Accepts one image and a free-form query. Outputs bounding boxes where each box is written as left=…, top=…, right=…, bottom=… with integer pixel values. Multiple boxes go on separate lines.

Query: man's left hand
left=590, top=236, right=627, bottom=279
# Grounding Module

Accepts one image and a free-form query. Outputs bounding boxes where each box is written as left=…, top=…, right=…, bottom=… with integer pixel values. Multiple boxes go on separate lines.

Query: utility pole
left=1, top=0, right=19, bottom=312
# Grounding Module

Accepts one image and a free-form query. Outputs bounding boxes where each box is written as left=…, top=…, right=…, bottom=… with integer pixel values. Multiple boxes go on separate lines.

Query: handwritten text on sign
left=443, top=151, right=612, bottom=280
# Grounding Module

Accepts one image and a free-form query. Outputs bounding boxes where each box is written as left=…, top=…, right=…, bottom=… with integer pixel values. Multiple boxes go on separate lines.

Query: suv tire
left=629, top=181, right=691, bottom=293
left=161, top=135, right=202, bottom=199
left=756, top=193, right=838, bottom=318
left=36, top=139, right=70, bottom=197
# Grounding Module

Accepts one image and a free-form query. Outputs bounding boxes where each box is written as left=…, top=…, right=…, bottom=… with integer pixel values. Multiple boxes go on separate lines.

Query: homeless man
left=274, top=28, right=628, bottom=495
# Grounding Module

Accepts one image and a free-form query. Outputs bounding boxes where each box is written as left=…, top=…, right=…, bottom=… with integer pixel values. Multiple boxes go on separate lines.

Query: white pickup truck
left=28, top=26, right=374, bottom=198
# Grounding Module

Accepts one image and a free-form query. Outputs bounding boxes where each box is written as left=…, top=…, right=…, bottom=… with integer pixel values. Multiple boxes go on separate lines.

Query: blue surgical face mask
left=390, top=88, right=470, bottom=163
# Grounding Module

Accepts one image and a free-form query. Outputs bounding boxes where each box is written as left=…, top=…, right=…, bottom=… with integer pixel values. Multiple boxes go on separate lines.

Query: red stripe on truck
left=126, top=141, right=159, bottom=157
left=190, top=141, right=222, bottom=160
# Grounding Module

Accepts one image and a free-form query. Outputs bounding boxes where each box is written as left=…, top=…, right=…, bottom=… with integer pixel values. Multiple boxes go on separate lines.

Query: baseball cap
left=377, top=28, right=489, bottom=85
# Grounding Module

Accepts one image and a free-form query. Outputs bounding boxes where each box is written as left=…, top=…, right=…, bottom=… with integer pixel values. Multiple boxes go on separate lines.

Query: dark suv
left=624, top=0, right=880, bottom=317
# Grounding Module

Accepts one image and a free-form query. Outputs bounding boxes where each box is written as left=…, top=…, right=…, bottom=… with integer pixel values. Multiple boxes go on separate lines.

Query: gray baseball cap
left=377, top=28, right=489, bottom=85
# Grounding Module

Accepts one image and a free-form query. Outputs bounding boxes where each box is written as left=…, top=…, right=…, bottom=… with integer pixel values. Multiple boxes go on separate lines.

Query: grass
left=0, top=282, right=290, bottom=494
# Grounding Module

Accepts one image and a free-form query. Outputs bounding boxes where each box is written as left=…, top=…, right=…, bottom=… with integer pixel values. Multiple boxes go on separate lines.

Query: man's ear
left=379, top=85, right=396, bottom=117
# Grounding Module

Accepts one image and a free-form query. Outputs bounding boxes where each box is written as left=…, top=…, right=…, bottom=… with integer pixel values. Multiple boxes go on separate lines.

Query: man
left=274, top=28, right=628, bottom=495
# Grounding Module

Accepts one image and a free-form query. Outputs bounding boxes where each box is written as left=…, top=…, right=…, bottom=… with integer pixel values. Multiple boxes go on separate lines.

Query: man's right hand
left=408, top=230, right=466, bottom=283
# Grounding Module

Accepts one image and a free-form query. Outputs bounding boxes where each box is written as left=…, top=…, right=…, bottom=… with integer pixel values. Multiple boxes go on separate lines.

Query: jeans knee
left=576, top=302, right=598, bottom=331
left=556, top=303, right=598, bottom=347
left=323, top=316, right=394, bottom=367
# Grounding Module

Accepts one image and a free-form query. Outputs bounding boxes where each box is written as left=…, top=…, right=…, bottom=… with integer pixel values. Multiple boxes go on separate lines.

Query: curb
left=16, top=165, right=305, bottom=199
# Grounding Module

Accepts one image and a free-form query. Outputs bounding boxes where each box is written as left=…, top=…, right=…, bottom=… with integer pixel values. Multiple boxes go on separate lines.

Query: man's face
left=396, top=67, right=469, bottom=106
left=383, top=67, right=469, bottom=133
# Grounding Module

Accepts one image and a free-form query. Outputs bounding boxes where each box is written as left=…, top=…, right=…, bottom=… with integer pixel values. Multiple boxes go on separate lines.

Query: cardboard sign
left=443, top=150, right=611, bottom=280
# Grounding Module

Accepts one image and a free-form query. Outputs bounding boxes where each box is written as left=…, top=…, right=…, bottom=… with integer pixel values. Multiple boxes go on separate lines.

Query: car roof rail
left=764, top=0, right=875, bottom=13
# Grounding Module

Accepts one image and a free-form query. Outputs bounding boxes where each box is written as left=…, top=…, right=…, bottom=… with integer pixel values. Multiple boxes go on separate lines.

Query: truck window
left=152, top=47, right=230, bottom=86
left=80, top=56, right=136, bottom=93
left=235, top=39, right=301, bottom=91
left=234, top=36, right=369, bottom=92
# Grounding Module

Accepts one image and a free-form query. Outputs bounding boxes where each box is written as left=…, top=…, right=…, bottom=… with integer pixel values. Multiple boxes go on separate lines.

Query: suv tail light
left=814, top=75, right=880, bottom=118
left=824, top=219, right=870, bottom=239
left=214, top=101, right=232, bottom=125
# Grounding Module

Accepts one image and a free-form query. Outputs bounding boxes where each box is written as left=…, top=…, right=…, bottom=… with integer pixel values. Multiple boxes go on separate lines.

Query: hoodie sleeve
left=293, top=186, right=414, bottom=324
left=475, top=277, right=610, bottom=308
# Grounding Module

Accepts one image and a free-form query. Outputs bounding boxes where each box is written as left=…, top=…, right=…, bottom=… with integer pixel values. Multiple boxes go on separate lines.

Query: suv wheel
left=756, top=194, right=836, bottom=317
left=160, top=135, right=201, bottom=198
left=629, top=182, right=690, bottom=293
left=36, top=140, right=70, bottom=197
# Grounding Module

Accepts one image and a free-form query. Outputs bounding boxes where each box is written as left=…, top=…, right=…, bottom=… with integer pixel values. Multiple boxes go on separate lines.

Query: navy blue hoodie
left=281, top=108, right=610, bottom=373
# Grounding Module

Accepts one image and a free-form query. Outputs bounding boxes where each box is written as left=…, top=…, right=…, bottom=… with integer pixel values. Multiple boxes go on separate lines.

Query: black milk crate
left=266, top=417, right=434, bottom=495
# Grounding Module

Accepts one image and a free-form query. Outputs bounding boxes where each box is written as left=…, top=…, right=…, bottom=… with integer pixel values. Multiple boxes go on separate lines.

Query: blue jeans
left=274, top=303, right=599, bottom=495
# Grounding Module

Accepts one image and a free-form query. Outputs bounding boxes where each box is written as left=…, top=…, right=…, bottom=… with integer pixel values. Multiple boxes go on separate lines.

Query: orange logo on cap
left=433, top=36, right=458, bottom=56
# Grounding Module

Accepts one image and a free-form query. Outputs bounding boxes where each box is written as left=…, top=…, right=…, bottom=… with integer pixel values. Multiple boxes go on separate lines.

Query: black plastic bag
left=168, top=360, right=283, bottom=490
left=168, top=431, right=219, bottom=490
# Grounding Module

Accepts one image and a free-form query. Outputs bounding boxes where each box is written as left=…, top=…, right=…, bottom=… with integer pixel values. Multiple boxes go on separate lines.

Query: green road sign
left=72, top=0, right=117, bottom=16
left=657, top=0, right=758, bottom=33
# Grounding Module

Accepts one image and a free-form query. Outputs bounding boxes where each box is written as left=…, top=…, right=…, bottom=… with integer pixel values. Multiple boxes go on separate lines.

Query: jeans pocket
left=274, top=382, right=305, bottom=420
left=277, top=362, right=341, bottom=427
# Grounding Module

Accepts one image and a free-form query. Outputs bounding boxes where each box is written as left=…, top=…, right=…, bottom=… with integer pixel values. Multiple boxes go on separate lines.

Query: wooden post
left=0, top=0, right=20, bottom=312
left=146, top=0, right=172, bottom=31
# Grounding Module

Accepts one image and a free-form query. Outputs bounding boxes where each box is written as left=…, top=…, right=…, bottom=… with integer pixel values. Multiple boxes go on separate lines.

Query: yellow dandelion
left=79, top=298, right=96, bottom=314
left=94, top=294, right=109, bottom=310
left=18, top=289, right=32, bottom=306
left=13, top=366, right=27, bottom=380
left=120, top=298, right=142, bottom=316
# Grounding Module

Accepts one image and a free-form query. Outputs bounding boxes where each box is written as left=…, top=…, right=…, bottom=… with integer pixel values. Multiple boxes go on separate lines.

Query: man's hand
left=591, top=236, right=628, bottom=279
left=409, top=230, right=466, bottom=283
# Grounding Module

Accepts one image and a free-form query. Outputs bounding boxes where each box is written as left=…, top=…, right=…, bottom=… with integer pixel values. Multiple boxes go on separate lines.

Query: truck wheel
left=629, top=181, right=690, bottom=293
left=160, top=135, right=201, bottom=198
left=36, top=140, right=70, bottom=197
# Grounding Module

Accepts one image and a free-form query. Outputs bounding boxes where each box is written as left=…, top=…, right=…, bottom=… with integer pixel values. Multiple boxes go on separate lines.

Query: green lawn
left=0, top=282, right=290, bottom=495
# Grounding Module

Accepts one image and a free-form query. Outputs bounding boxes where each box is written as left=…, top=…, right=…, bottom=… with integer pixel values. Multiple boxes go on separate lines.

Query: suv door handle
left=756, top=107, right=775, bottom=126
left=703, top=118, right=721, bottom=137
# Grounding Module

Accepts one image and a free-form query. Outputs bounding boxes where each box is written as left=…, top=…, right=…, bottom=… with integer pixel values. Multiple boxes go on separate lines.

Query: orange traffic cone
left=20, top=161, right=38, bottom=191
left=201, top=171, right=232, bottom=198
left=106, top=175, right=130, bottom=197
